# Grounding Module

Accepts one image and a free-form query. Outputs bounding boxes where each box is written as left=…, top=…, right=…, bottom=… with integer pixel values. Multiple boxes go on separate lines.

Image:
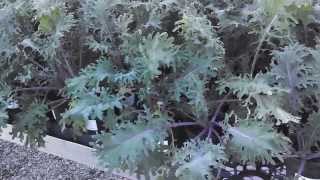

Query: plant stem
left=205, top=93, right=231, bottom=143
left=195, top=128, right=208, bottom=139
left=214, top=99, right=241, bottom=103
left=298, top=159, right=306, bottom=176
left=47, top=98, right=69, bottom=105
left=14, top=87, right=60, bottom=92
left=214, top=167, right=222, bottom=180
left=49, top=100, right=68, bottom=111
left=207, top=127, right=223, bottom=143
left=210, top=92, right=230, bottom=123
left=170, top=129, right=175, bottom=150
left=64, top=56, right=75, bottom=77
left=306, top=152, right=320, bottom=160
left=169, top=122, right=200, bottom=128
left=250, top=14, right=278, bottom=77
left=207, top=127, right=212, bottom=139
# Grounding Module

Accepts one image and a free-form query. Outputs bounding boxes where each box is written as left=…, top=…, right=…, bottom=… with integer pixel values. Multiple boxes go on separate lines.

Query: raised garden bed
left=0, top=0, right=320, bottom=180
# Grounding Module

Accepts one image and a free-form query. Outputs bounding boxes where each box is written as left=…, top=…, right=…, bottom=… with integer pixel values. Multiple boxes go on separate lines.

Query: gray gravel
left=0, top=139, right=129, bottom=180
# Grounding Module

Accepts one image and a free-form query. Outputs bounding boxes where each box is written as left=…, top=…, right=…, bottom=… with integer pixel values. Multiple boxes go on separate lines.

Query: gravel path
left=0, top=139, right=127, bottom=180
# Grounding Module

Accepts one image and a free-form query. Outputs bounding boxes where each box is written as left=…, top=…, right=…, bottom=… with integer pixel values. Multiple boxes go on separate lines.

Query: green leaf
left=30, top=3, right=76, bottom=62
left=66, top=59, right=115, bottom=95
left=174, top=7, right=216, bottom=44
left=173, top=140, right=226, bottom=180
left=218, top=73, right=289, bottom=98
left=94, top=119, right=169, bottom=172
left=257, top=0, right=286, bottom=17
left=38, top=14, right=54, bottom=32
left=12, top=101, right=49, bottom=147
left=136, top=149, right=171, bottom=180
left=38, top=7, right=61, bottom=33
left=226, top=119, right=291, bottom=164
left=254, top=94, right=301, bottom=124
left=62, top=89, right=122, bottom=134
left=135, top=32, right=178, bottom=81
left=286, top=2, right=314, bottom=24
left=32, top=0, right=62, bottom=15
left=218, top=73, right=300, bottom=124
left=174, top=74, right=208, bottom=120
left=269, top=44, right=317, bottom=90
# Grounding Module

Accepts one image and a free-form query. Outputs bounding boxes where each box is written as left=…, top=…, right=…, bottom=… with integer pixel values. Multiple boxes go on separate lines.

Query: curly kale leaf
left=34, top=0, right=76, bottom=36
left=62, top=89, right=122, bottom=134
left=134, top=32, right=178, bottom=82
left=94, top=118, right=169, bottom=173
left=226, top=119, right=291, bottom=164
left=81, top=0, right=130, bottom=53
left=67, top=58, right=137, bottom=96
left=269, top=44, right=317, bottom=90
left=174, top=4, right=218, bottom=47
left=81, top=0, right=125, bottom=29
left=173, top=140, right=226, bottom=180
left=254, top=94, right=301, bottom=124
left=173, top=74, right=208, bottom=120
left=218, top=73, right=289, bottom=98
left=31, top=3, right=76, bottom=61
left=267, top=44, right=320, bottom=110
left=66, top=59, right=115, bottom=95
left=250, top=0, right=314, bottom=37
left=0, top=0, right=33, bottom=62
left=32, top=0, right=62, bottom=15
left=12, top=101, right=49, bottom=147
left=174, top=6, right=225, bottom=72
left=219, top=73, right=300, bottom=124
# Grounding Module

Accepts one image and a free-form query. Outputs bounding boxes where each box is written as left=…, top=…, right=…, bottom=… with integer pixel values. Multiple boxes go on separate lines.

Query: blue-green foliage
left=1, top=0, right=320, bottom=179
left=94, top=112, right=169, bottom=172
left=173, top=140, right=226, bottom=180
left=12, top=100, right=49, bottom=147
left=0, top=83, right=11, bottom=131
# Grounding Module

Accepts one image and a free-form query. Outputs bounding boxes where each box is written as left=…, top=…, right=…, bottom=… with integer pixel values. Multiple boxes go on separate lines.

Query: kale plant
left=1, top=0, right=320, bottom=179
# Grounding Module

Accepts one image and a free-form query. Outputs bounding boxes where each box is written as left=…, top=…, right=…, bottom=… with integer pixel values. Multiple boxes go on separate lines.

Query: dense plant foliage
left=1, top=0, right=320, bottom=179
